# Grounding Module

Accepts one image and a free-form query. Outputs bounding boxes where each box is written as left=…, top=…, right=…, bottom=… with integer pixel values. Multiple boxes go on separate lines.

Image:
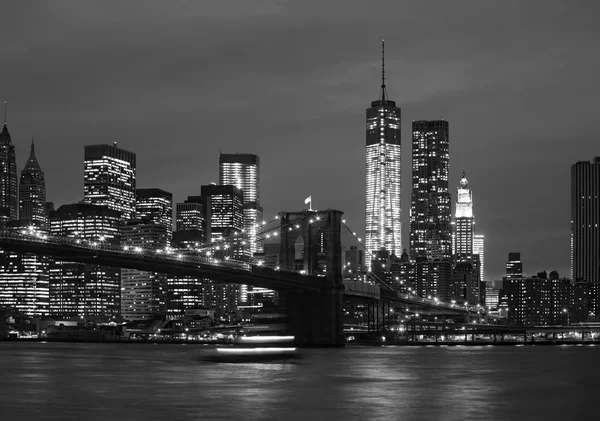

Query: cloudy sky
left=1, top=0, right=599, bottom=281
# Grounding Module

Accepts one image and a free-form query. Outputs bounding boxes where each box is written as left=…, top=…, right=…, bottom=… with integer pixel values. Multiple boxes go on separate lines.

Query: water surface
left=0, top=342, right=597, bottom=421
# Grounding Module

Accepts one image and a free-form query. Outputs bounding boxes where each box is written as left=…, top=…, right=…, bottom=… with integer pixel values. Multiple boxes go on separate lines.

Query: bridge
left=0, top=209, right=471, bottom=346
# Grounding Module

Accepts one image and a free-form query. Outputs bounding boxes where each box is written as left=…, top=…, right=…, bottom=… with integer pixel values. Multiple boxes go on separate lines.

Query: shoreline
left=1, top=338, right=599, bottom=347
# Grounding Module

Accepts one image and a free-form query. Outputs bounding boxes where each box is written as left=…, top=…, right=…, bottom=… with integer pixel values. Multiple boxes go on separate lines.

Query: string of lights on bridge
left=13, top=220, right=485, bottom=314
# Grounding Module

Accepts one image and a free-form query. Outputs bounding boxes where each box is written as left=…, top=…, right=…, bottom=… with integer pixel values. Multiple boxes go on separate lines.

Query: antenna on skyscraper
left=4, top=101, right=6, bottom=124
left=380, top=39, right=387, bottom=101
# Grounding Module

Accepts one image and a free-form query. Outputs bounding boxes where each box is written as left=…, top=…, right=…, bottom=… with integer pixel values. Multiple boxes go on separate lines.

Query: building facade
left=0, top=120, right=18, bottom=226
left=135, top=188, right=173, bottom=243
left=365, top=41, right=402, bottom=259
left=84, top=143, right=136, bottom=221
left=19, top=140, right=47, bottom=229
left=200, top=184, right=243, bottom=243
left=0, top=225, right=49, bottom=317
left=121, top=221, right=169, bottom=321
left=473, top=234, right=485, bottom=284
left=571, top=158, right=600, bottom=316
left=219, top=153, right=263, bottom=255
left=410, top=120, right=451, bottom=260
left=453, top=172, right=474, bottom=262
left=49, top=203, right=121, bottom=318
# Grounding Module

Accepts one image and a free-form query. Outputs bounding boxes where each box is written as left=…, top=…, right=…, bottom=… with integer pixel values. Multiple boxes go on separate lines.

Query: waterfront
left=0, top=343, right=598, bottom=420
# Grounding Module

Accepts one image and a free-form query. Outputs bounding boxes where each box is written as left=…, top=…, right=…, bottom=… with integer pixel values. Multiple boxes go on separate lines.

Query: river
left=0, top=342, right=597, bottom=421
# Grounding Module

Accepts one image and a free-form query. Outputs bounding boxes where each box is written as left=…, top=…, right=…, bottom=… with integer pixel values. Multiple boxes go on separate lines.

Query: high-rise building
left=506, top=252, right=523, bottom=280
left=0, top=116, right=18, bottom=226
left=49, top=203, right=121, bottom=318
left=176, top=196, right=205, bottom=232
left=121, top=221, right=168, bottom=321
left=0, top=224, right=49, bottom=317
left=410, top=120, right=451, bottom=260
left=473, top=234, right=485, bottom=283
left=84, top=143, right=136, bottom=221
left=19, top=139, right=47, bottom=229
left=453, top=172, right=474, bottom=262
left=219, top=153, right=263, bottom=255
left=365, top=41, right=402, bottom=259
left=571, top=158, right=600, bottom=316
left=200, top=184, right=243, bottom=243
left=135, top=188, right=173, bottom=243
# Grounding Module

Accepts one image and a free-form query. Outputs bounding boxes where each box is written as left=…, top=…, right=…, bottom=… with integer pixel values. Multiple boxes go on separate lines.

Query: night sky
left=1, top=1, right=599, bottom=282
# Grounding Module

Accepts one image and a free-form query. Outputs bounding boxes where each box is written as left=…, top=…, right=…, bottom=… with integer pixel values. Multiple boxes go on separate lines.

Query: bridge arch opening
left=293, top=234, right=305, bottom=272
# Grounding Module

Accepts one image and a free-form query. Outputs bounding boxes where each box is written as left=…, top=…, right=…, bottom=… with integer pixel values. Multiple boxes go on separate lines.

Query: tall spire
left=380, top=39, right=387, bottom=101
left=1, top=102, right=8, bottom=135
left=31, top=137, right=35, bottom=155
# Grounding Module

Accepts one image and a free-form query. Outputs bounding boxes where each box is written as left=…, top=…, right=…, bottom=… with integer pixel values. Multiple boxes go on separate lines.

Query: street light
left=562, top=308, right=570, bottom=326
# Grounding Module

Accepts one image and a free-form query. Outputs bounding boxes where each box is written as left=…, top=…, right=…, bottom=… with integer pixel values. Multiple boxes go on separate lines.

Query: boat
left=203, top=346, right=300, bottom=363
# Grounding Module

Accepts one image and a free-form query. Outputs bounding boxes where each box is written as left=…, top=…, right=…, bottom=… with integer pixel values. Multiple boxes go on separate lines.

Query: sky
left=1, top=0, right=599, bottom=281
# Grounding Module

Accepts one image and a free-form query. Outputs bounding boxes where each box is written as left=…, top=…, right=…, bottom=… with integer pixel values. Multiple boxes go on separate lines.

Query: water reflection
left=0, top=343, right=597, bottom=421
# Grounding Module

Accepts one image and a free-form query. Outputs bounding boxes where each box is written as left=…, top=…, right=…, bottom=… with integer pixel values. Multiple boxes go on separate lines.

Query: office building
left=84, top=143, right=136, bottom=221
left=365, top=41, right=402, bottom=259
left=200, top=184, right=243, bottom=243
left=0, top=117, right=18, bottom=226
left=135, top=188, right=173, bottom=243
left=473, top=234, right=485, bottom=284
left=219, top=153, right=263, bottom=254
left=49, top=203, right=121, bottom=318
left=19, top=139, right=47, bottom=229
left=453, top=172, right=474, bottom=262
left=410, top=120, right=451, bottom=260
left=571, top=158, right=600, bottom=316
left=506, top=252, right=523, bottom=280
left=121, top=221, right=169, bottom=320
left=0, top=224, right=49, bottom=317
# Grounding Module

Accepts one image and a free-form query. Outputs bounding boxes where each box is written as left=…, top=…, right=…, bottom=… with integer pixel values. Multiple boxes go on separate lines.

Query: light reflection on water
left=0, top=342, right=597, bottom=421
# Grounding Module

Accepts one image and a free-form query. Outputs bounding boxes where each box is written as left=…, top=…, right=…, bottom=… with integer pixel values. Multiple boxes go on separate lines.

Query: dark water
left=0, top=342, right=598, bottom=421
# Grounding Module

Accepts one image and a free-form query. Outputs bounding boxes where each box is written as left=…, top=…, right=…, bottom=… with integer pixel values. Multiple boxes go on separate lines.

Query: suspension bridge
left=0, top=208, right=475, bottom=346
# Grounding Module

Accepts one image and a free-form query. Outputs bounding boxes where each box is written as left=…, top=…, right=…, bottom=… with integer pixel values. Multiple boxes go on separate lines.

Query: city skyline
left=1, top=2, right=599, bottom=281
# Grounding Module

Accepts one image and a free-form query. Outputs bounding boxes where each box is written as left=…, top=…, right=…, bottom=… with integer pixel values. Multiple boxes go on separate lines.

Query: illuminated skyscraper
left=200, top=184, right=244, bottom=314
left=0, top=114, right=18, bottom=226
left=135, top=188, right=173, bottom=243
left=19, top=139, right=47, bottom=229
left=571, top=158, right=600, bottom=316
left=473, top=234, right=485, bottom=283
left=410, top=120, right=451, bottom=260
left=84, top=143, right=136, bottom=221
left=49, top=204, right=121, bottom=318
left=0, top=225, right=49, bottom=317
left=201, top=184, right=244, bottom=242
left=453, top=172, right=474, bottom=262
left=121, top=220, right=168, bottom=320
left=365, top=41, right=402, bottom=259
left=219, top=153, right=263, bottom=254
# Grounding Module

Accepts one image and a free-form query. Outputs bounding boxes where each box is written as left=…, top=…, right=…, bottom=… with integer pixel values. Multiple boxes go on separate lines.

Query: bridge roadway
left=0, top=230, right=467, bottom=315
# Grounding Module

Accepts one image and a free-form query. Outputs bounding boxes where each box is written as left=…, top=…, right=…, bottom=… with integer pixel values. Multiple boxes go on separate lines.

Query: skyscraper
left=19, top=139, right=47, bottom=229
left=410, top=120, right=451, bottom=260
left=453, top=172, right=474, bottom=262
left=0, top=113, right=18, bottom=226
left=135, top=188, right=173, bottom=242
left=473, top=234, right=485, bottom=283
left=571, top=158, right=600, bottom=316
left=219, top=153, right=263, bottom=255
left=84, top=143, right=136, bottom=221
left=121, top=220, right=168, bottom=320
left=200, top=184, right=244, bottom=243
left=365, top=41, right=402, bottom=259
left=49, top=203, right=121, bottom=318
left=506, top=252, right=523, bottom=280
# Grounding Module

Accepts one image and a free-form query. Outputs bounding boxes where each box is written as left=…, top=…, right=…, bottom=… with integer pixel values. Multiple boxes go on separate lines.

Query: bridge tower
left=279, top=209, right=345, bottom=346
